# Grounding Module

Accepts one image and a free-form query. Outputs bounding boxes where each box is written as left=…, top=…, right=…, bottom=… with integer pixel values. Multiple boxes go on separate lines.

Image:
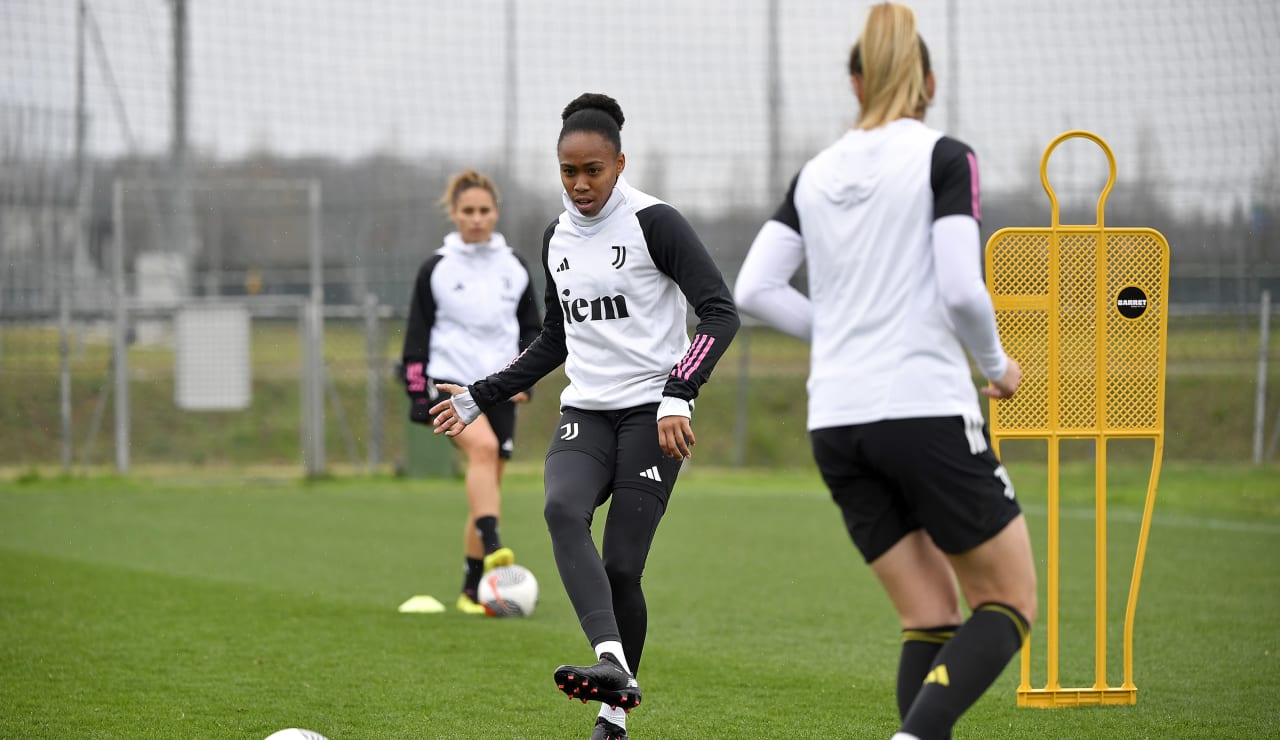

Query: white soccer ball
left=478, top=564, right=539, bottom=617
left=264, top=730, right=328, bottom=740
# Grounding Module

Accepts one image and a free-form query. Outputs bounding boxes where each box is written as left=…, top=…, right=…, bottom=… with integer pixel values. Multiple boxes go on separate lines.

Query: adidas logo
left=555, top=257, right=570, bottom=272
left=639, top=466, right=662, bottom=482
left=923, top=664, right=950, bottom=687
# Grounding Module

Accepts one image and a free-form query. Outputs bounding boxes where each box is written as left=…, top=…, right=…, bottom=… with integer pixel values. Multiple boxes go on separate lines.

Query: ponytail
left=849, top=3, right=932, bottom=130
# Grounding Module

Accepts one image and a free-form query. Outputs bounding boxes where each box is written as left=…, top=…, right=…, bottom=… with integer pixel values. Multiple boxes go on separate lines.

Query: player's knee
left=543, top=493, right=589, bottom=533
left=903, top=604, right=964, bottom=629
left=965, top=582, right=1036, bottom=626
left=464, top=434, right=500, bottom=462
left=603, top=557, right=644, bottom=590
left=987, top=587, right=1036, bottom=627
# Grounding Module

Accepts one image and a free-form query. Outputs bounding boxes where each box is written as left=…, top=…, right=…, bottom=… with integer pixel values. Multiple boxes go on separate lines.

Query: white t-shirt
left=401, top=231, right=541, bottom=386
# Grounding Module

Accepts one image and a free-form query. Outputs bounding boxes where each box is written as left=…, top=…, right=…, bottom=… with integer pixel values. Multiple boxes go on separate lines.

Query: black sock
left=461, top=557, right=484, bottom=600
left=474, top=515, right=502, bottom=554
left=898, top=626, right=959, bottom=721
left=901, top=603, right=1029, bottom=740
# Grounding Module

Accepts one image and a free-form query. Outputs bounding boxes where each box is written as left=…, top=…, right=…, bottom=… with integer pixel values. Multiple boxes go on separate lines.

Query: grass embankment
left=1, top=315, right=1276, bottom=471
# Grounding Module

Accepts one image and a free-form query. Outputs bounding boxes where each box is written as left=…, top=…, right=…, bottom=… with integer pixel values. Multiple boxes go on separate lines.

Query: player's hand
left=430, top=382, right=469, bottom=436
left=510, top=391, right=530, bottom=404
left=981, top=357, right=1023, bottom=400
left=658, top=416, right=695, bottom=460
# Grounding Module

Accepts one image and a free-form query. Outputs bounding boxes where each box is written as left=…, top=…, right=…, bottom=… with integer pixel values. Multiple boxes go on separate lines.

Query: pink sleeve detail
left=671, top=335, right=716, bottom=381
left=406, top=362, right=427, bottom=393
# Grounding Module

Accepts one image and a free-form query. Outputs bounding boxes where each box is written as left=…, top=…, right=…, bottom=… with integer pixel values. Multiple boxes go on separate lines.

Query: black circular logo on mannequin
left=1116, top=286, right=1148, bottom=319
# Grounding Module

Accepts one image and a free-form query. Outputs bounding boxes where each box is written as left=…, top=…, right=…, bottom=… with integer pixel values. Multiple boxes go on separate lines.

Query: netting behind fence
left=5, top=1, right=1277, bottom=210
left=1, top=1, right=1278, bottom=471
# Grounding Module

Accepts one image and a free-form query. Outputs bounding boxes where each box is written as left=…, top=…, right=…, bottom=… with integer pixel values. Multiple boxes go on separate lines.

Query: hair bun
left=561, top=93, right=625, bottom=130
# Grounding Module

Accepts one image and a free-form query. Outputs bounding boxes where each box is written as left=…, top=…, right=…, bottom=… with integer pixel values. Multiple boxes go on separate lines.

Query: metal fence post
left=112, top=180, right=130, bottom=473
left=299, top=305, right=312, bottom=474
left=364, top=293, right=383, bottom=474
left=733, top=324, right=750, bottom=467
left=303, top=181, right=326, bottom=476
left=1254, top=290, right=1271, bottom=464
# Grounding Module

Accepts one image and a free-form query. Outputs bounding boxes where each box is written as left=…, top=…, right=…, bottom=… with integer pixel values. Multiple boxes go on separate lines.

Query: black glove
left=409, top=396, right=434, bottom=424
left=403, top=361, right=439, bottom=425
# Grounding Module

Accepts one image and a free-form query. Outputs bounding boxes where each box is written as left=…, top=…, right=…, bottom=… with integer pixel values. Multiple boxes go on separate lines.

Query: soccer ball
left=477, top=564, right=539, bottom=617
left=263, top=730, right=328, bottom=740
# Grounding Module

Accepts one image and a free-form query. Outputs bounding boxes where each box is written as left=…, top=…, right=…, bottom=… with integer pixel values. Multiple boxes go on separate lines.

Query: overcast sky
left=4, top=0, right=1277, bottom=218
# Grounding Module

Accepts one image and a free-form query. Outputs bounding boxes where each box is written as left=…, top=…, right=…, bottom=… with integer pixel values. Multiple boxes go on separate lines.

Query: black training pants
left=542, top=404, right=683, bottom=675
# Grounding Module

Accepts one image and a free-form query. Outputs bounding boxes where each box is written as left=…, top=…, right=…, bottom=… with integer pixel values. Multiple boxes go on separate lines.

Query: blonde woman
left=735, top=5, right=1036, bottom=739
left=401, top=170, right=540, bottom=614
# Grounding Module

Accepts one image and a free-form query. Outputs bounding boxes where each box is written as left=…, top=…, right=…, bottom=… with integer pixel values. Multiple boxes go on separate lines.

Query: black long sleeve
left=637, top=204, right=741, bottom=402
left=401, top=255, right=442, bottom=371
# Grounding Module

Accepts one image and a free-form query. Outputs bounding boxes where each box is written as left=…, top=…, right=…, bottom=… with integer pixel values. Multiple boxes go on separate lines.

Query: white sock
left=597, top=704, right=627, bottom=729
left=890, top=733, right=920, bottom=740
left=593, top=640, right=632, bottom=675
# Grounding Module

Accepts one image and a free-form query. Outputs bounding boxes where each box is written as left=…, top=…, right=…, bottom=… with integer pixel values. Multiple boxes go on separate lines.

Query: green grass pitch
left=1, top=463, right=1277, bottom=738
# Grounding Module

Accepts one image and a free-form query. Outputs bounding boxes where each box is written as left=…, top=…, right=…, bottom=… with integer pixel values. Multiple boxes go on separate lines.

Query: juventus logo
left=560, top=422, right=579, bottom=441
left=611, top=245, right=626, bottom=269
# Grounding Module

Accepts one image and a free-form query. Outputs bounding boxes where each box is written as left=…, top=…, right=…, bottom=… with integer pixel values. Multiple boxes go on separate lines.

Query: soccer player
left=401, top=169, right=541, bottom=615
left=430, top=93, right=739, bottom=740
left=733, top=4, right=1037, bottom=739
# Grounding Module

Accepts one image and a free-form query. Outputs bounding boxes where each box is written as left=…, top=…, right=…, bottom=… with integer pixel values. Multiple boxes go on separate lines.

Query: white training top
left=735, top=118, right=1008, bottom=431
left=468, top=176, right=739, bottom=414
left=401, top=231, right=540, bottom=385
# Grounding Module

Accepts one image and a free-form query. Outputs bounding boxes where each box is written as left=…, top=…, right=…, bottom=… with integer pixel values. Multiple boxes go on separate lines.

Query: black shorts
left=809, top=416, right=1021, bottom=563
left=438, top=378, right=517, bottom=460
left=545, top=404, right=683, bottom=504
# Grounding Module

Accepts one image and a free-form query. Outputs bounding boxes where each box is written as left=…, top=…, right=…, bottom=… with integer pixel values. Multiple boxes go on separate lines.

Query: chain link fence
left=1, top=1, right=1277, bottom=473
